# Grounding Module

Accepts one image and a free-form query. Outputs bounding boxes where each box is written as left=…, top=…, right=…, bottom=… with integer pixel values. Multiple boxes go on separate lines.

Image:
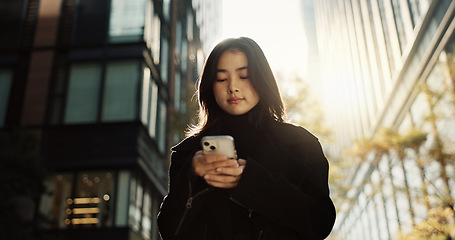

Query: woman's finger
left=205, top=176, right=239, bottom=189
left=205, top=173, right=239, bottom=183
left=193, top=155, right=238, bottom=177
left=238, top=159, right=247, bottom=166
left=215, top=166, right=243, bottom=176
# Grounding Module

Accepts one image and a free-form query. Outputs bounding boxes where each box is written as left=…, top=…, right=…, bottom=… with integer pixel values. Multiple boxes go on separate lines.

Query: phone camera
left=210, top=146, right=216, bottom=150
left=203, top=142, right=209, bottom=146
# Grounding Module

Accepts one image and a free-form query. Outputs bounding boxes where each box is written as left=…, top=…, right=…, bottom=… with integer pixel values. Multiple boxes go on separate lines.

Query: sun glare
left=218, top=0, right=308, bottom=83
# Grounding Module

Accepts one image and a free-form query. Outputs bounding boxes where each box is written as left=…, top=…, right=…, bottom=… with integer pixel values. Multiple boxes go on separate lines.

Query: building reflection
left=312, top=0, right=455, bottom=239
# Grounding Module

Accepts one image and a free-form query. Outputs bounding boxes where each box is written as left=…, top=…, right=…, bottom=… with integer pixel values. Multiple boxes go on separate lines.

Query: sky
left=217, top=0, right=309, bottom=83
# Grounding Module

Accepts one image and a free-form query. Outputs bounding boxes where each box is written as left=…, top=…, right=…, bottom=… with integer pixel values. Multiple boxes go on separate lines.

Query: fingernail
left=204, top=175, right=210, bottom=180
left=216, top=168, right=221, bottom=172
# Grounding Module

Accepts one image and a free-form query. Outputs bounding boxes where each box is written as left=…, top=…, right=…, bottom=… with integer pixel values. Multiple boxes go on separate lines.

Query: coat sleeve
left=229, top=126, right=336, bottom=239
left=157, top=148, right=211, bottom=239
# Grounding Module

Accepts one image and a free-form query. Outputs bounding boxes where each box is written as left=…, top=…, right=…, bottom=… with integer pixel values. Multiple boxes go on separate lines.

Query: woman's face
left=213, top=50, right=260, bottom=116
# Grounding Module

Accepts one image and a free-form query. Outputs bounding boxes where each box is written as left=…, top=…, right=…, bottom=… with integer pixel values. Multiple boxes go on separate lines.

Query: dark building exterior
left=0, top=0, right=206, bottom=239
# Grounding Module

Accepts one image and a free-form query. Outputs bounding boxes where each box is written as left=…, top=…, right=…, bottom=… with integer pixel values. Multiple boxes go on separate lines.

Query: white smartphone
left=201, top=135, right=237, bottom=159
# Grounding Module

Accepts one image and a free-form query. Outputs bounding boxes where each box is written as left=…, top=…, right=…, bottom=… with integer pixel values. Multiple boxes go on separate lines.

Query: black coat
left=157, top=118, right=336, bottom=240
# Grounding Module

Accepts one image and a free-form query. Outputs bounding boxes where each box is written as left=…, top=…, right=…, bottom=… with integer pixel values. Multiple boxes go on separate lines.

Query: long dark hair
left=187, top=37, right=285, bottom=137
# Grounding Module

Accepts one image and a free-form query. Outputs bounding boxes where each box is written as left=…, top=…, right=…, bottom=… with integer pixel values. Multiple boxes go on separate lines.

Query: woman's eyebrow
left=216, top=66, right=248, bottom=73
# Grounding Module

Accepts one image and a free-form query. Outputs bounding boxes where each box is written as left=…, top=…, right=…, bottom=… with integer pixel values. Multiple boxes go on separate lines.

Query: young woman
left=157, top=37, right=336, bottom=240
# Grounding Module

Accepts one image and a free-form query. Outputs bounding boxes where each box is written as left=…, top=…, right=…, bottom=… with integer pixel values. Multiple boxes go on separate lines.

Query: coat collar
left=171, top=121, right=317, bottom=153
left=171, top=135, right=203, bottom=152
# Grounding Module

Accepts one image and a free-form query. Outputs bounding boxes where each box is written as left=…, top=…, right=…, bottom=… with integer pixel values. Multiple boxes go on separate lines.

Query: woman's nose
left=228, top=78, right=239, bottom=93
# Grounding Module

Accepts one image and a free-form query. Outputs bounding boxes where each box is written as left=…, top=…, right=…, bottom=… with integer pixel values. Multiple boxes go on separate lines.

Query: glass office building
left=313, top=0, right=455, bottom=239
left=0, top=0, right=207, bottom=239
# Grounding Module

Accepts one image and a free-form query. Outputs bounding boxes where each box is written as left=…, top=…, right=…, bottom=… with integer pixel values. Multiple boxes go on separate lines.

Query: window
left=186, top=10, right=194, bottom=41
left=71, top=172, right=114, bottom=227
left=160, top=36, right=169, bottom=83
left=149, top=81, right=159, bottom=138
left=141, top=188, right=152, bottom=239
left=128, top=173, right=161, bottom=239
left=124, top=173, right=159, bottom=239
left=38, top=171, right=114, bottom=229
left=174, top=71, right=181, bottom=111
left=181, top=40, right=188, bottom=73
left=39, top=173, right=73, bottom=229
left=157, top=101, right=167, bottom=153
left=39, top=170, right=162, bottom=237
left=115, top=171, right=130, bottom=226
left=151, top=14, right=161, bottom=64
left=144, top=2, right=162, bottom=65
left=162, top=0, right=171, bottom=23
left=72, top=0, right=109, bottom=46
left=102, top=61, right=140, bottom=121
left=0, top=69, right=12, bottom=127
left=0, top=0, right=28, bottom=49
left=64, top=63, right=102, bottom=124
left=63, top=60, right=142, bottom=124
left=141, top=67, right=151, bottom=126
left=176, top=21, right=182, bottom=59
left=140, top=66, right=160, bottom=138
left=129, top=175, right=142, bottom=231
left=109, top=0, right=147, bottom=43
left=144, top=0, right=154, bottom=49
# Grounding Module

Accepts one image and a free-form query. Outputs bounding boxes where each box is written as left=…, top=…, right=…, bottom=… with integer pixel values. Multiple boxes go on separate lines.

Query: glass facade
left=51, top=0, right=173, bottom=143
left=314, top=0, right=455, bottom=238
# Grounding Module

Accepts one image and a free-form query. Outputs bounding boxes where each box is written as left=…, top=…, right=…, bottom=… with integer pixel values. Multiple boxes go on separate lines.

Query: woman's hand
left=192, top=150, right=246, bottom=189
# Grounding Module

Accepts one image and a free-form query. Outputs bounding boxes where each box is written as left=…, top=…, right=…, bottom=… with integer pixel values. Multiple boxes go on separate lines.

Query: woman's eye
left=240, top=76, right=248, bottom=80
left=216, top=79, right=227, bottom=82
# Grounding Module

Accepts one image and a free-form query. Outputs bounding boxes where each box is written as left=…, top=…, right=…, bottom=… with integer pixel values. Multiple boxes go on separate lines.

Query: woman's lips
left=228, top=97, right=243, bottom=104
